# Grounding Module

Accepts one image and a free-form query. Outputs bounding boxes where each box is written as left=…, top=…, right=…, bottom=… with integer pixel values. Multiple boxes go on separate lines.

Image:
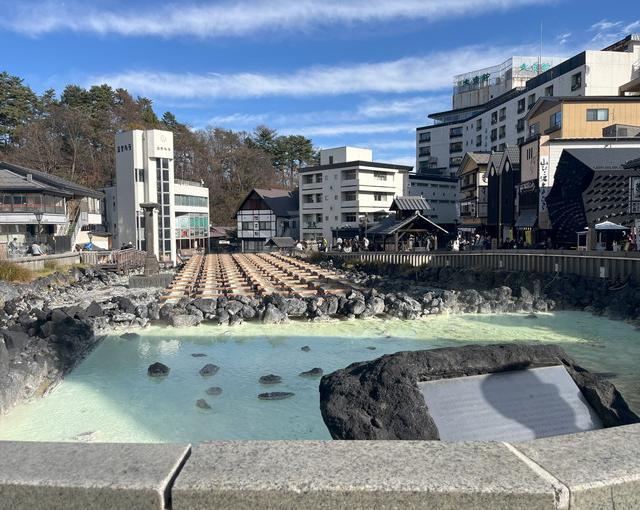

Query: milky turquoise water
left=0, top=311, right=638, bottom=443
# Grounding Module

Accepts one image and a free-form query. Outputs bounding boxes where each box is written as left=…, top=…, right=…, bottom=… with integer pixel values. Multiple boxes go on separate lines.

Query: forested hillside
left=0, top=72, right=318, bottom=225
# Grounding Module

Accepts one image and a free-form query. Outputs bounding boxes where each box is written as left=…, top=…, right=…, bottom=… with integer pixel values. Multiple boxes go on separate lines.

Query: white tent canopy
left=594, top=221, right=628, bottom=231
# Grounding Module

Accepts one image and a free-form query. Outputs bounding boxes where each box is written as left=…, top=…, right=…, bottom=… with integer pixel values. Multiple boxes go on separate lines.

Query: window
left=499, top=107, right=506, bottom=121
left=373, top=171, right=388, bottom=181
left=302, top=194, right=315, bottom=204
left=517, top=137, right=525, bottom=144
left=475, top=134, right=482, bottom=147
left=491, top=111, right=498, bottom=125
left=315, top=193, right=323, bottom=203
left=342, top=169, right=357, bottom=180
left=315, top=173, right=323, bottom=183
left=528, top=93, right=536, bottom=109
left=516, top=118, right=525, bottom=132
left=175, top=194, right=208, bottom=208
left=490, top=128, right=497, bottom=141
left=302, top=174, right=313, bottom=184
left=449, top=141, right=463, bottom=153
left=517, top=98, right=526, bottom=114
left=498, top=125, right=506, bottom=139
left=328, top=156, right=334, bottom=164
left=449, top=126, right=463, bottom=138
left=476, top=119, right=482, bottom=131
left=529, top=122, right=540, bottom=137
left=418, top=146, right=431, bottom=157
left=449, top=156, right=463, bottom=167
left=258, top=221, right=271, bottom=230
left=343, top=213, right=357, bottom=222
left=374, top=193, right=386, bottom=201
left=241, top=221, right=252, bottom=230
left=571, top=72, right=582, bottom=91
left=544, top=85, right=554, bottom=96
left=549, top=111, right=562, bottom=129
left=419, top=132, right=431, bottom=143
left=342, top=191, right=357, bottom=201
left=586, top=108, right=609, bottom=121
left=135, top=168, right=145, bottom=182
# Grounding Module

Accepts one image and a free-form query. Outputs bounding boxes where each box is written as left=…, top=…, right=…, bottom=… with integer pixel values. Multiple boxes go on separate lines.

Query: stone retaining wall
left=7, top=252, right=80, bottom=271
left=1, top=424, right=639, bottom=509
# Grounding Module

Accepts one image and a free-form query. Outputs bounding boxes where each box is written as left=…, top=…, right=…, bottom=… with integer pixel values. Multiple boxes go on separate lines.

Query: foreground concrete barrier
left=0, top=442, right=190, bottom=510
left=1, top=425, right=640, bottom=509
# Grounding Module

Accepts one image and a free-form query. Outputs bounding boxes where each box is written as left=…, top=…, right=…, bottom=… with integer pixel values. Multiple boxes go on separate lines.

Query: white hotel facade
left=299, top=147, right=411, bottom=242
left=416, top=34, right=640, bottom=177
left=108, top=129, right=209, bottom=264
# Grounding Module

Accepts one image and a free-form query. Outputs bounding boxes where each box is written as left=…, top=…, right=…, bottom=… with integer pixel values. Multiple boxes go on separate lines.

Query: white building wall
left=320, top=147, right=372, bottom=165
left=114, top=129, right=209, bottom=264
left=407, top=177, right=457, bottom=224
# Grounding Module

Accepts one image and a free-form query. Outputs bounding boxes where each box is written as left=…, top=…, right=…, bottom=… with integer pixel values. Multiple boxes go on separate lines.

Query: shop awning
left=515, top=209, right=538, bottom=228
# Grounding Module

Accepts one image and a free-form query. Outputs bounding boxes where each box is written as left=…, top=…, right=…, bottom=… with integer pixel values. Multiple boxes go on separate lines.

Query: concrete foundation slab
left=172, top=440, right=567, bottom=509
left=514, top=423, right=640, bottom=509
left=0, top=441, right=190, bottom=510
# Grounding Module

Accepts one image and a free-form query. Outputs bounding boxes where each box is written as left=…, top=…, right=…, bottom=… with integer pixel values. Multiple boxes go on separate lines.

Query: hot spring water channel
left=1, top=311, right=639, bottom=443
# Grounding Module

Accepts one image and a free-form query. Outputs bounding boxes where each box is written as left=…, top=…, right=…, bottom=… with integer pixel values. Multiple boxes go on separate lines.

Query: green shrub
left=0, top=260, right=34, bottom=282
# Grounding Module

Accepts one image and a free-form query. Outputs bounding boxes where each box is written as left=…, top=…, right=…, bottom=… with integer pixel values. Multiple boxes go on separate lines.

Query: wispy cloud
left=279, top=122, right=416, bottom=137
left=3, top=0, right=552, bottom=38
left=588, top=18, right=640, bottom=47
left=357, top=95, right=450, bottom=118
left=89, top=44, right=533, bottom=99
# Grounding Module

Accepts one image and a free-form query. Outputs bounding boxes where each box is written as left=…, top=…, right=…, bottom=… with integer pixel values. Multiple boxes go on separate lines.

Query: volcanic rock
left=258, top=392, right=294, bottom=400
left=259, top=374, right=282, bottom=384
left=299, top=367, right=323, bottom=378
left=147, top=362, right=170, bottom=377
left=196, top=399, right=211, bottom=409
left=205, top=386, right=223, bottom=396
left=199, top=364, right=220, bottom=376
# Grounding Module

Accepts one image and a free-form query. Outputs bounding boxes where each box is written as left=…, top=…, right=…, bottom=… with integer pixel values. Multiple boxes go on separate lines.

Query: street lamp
left=34, top=211, right=44, bottom=243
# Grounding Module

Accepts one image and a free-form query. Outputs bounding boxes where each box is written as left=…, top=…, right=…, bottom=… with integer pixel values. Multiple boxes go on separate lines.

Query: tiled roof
left=367, top=212, right=448, bottom=235
left=390, top=196, right=432, bottom=211
left=265, top=237, right=296, bottom=248
left=252, top=188, right=299, bottom=217
left=487, top=151, right=504, bottom=176
left=0, top=161, right=103, bottom=198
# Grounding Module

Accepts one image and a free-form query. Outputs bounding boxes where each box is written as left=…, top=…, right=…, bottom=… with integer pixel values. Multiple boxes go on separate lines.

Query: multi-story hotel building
left=407, top=174, right=457, bottom=226
left=298, top=147, right=410, bottom=242
left=108, top=129, right=209, bottom=264
left=416, top=34, right=640, bottom=177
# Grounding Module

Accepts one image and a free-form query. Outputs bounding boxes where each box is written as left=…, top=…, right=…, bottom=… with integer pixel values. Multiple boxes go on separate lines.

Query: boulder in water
left=196, top=399, right=211, bottom=409
left=259, top=374, right=282, bottom=384
left=147, top=362, right=169, bottom=377
left=301, top=345, right=311, bottom=352
left=299, top=367, right=323, bottom=378
left=258, top=392, right=294, bottom=400
left=120, top=332, right=140, bottom=341
left=199, top=364, right=220, bottom=376
left=191, top=353, right=207, bottom=357
left=206, top=386, right=223, bottom=396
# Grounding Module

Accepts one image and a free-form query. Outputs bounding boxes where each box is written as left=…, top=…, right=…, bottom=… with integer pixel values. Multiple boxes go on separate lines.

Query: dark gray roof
left=252, top=188, right=299, bottom=217
left=265, top=237, right=296, bottom=248
left=0, top=168, right=62, bottom=193
left=503, top=145, right=520, bottom=166
left=0, top=161, right=103, bottom=198
left=624, top=157, right=640, bottom=169
left=390, top=196, right=432, bottom=212
left=367, top=212, right=448, bottom=235
left=487, top=151, right=504, bottom=175
left=564, top=148, right=640, bottom=170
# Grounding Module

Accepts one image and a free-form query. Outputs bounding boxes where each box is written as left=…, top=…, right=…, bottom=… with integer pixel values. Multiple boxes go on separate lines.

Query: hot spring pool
left=0, top=311, right=638, bottom=443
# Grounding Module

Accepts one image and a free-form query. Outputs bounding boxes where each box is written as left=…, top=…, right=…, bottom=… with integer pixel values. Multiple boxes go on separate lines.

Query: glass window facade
left=175, top=212, right=208, bottom=239
left=156, top=158, right=172, bottom=258
left=174, top=194, right=208, bottom=208
left=0, top=193, right=65, bottom=214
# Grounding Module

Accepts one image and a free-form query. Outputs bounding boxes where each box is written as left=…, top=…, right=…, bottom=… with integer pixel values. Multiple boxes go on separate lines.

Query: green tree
left=0, top=72, right=40, bottom=146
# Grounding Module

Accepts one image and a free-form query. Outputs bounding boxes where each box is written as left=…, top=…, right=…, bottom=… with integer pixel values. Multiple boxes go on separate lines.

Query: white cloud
left=357, top=95, right=450, bottom=118
left=588, top=18, right=640, bottom=47
left=89, top=44, right=534, bottom=99
left=382, top=156, right=416, bottom=167
left=555, top=32, right=572, bottom=45
left=3, top=0, right=551, bottom=38
left=279, top=122, right=416, bottom=137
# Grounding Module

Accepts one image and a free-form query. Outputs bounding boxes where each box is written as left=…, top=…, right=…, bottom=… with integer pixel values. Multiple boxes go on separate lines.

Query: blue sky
left=1, top=0, right=639, bottom=166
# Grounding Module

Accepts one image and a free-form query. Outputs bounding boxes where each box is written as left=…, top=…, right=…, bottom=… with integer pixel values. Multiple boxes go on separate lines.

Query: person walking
left=31, top=241, right=43, bottom=256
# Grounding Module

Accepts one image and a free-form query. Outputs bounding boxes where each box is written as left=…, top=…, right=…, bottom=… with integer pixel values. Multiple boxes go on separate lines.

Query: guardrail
left=331, top=249, right=640, bottom=281
left=80, top=249, right=146, bottom=274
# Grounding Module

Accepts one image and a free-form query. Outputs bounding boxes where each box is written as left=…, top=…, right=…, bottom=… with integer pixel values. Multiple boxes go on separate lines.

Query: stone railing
left=6, top=251, right=81, bottom=271
left=331, top=249, right=640, bottom=281
left=1, top=423, right=639, bottom=508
